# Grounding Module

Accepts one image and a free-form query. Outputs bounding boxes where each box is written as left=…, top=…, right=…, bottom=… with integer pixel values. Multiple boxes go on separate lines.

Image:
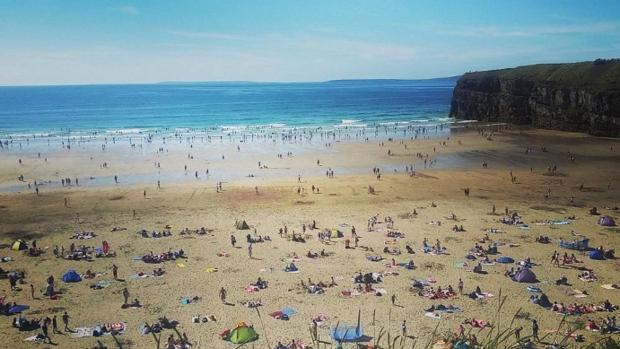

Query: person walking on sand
left=219, top=287, right=227, bottom=304
left=42, top=318, right=52, bottom=344
left=230, top=235, right=236, bottom=247
left=391, top=294, right=397, bottom=306
left=62, top=311, right=70, bottom=332
left=112, top=264, right=118, bottom=280
left=401, top=320, right=407, bottom=337
left=122, top=287, right=129, bottom=305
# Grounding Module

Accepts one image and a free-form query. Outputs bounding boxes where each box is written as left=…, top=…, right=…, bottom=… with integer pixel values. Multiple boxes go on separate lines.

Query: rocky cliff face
left=450, top=60, right=620, bottom=137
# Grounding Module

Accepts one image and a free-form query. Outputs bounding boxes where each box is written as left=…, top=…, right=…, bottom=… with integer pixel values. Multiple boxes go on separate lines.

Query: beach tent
left=225, top=323, right=258, bottom=344
left=496, top=256, right=514, bottom=264
left=331, top=325, right=365, bottom=342
left=329, top=229, right=344, bottom=238
left=330, top=310, right=365, bottom=342
left=11, top=239, right=28, bottom=251
left=559, top=238, right=589, bottom=251
left=8, top=304, right=29, bottom=314
left=598, top=216, right=616, bottom=227
left=589, top=250, right=605, bottom=260
left=235, top=220, right=250, bottom=230
left=513, top=268, right=537, bottom=283
left=62, top=269, right=82, bottom=283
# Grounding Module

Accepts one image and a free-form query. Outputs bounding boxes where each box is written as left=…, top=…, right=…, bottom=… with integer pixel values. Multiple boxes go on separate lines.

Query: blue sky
left=1, top=0, right=619, bottom=85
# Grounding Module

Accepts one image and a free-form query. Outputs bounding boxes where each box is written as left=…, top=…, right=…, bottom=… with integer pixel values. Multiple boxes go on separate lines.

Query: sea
left=0, top=79, right=457, bottom=140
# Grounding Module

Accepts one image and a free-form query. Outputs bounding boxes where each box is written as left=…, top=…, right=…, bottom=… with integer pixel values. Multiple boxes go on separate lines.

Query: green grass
left=460, top=59, right=620, bottom=91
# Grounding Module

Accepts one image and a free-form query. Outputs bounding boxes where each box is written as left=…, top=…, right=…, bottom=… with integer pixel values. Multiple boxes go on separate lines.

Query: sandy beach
left=1, top=126, right=619, bottom=348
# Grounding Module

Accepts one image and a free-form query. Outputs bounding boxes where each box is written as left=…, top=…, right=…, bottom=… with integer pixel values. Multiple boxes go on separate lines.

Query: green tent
left=235, top=220, right=250, bottom=230
left=228, top=324, right=258, bottom=344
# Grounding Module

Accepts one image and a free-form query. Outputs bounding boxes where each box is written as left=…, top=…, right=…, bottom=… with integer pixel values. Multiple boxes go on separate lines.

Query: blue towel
left=281, top=307, right=297, bottom=317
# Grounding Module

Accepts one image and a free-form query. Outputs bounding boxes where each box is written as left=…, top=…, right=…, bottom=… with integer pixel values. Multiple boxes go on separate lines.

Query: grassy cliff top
left=461, top=59, right=620, bottom=91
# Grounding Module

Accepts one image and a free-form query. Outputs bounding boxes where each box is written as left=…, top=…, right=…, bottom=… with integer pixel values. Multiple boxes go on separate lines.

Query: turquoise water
left=0, top=80, right=455, bottom=138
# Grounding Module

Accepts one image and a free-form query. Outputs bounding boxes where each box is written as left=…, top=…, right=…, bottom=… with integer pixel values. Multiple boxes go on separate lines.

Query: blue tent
left=589, top=250, right=605, bottom=260
left=8, top=304, right=29, bottom=314
left=331, top=310, right=365, bottom=343
left=62, top=269, right=82, bottom=283
left=331, top=325, right=364, bottom=342
left=496, top=256, right=514, bottom=264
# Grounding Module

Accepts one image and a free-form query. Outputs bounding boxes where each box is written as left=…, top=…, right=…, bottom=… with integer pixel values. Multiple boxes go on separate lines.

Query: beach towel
left=270, top=307, right=297, bottom=320
left=24, top=335, right=45, bottom=342
left=425, top=312, right=440, bottom=319
left=176, top=263, right=186, bottom=268
left=90, top=280, right=111, bottom=289
left=527, top=286, right=542, bottom=293
left=71, top=322, right=127, bottom=338
left=205, top=267, right=218, bottom=273
left=601, top=284, right=619, bottom=290
left=245, top=285, right=259, bottom=294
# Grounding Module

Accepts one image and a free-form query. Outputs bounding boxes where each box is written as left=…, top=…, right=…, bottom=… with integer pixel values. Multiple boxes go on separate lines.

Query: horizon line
left=0, top=75, right=460, bottom=88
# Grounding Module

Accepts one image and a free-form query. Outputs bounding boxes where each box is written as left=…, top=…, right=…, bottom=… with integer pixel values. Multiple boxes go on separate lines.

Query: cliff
left=449, top=59, right=620, bottom=137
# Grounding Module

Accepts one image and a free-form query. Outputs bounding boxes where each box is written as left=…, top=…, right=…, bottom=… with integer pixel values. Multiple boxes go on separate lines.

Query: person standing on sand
left=391, top=294, right=397, bottom=306
left=62, top=311, right=70, bottom=332
left=30, top=284, right=35, bottom=299
left=219, top=287, right=227, bottom=303
left=401, top=320, right=407, bottom=337
left=52, top=315, right=60, bottom=334
left=458, top=278, right=464, bottom=294
left=532, top=319, right=539, bottom=342
left=230, top=235, right=236, bottom=247
left=248, top=243, right=253, bottom=258
left=112, top=264, right=118, bottom=280
left=122, top=287, right=129, bottom=305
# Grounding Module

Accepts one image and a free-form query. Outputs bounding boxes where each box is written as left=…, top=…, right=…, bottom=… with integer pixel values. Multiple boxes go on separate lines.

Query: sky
left=1, top=0, right=619, bottom=85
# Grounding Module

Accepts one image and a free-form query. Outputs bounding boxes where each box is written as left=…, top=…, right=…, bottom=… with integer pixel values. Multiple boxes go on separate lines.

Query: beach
left=1, top=125, right=619, bottom=348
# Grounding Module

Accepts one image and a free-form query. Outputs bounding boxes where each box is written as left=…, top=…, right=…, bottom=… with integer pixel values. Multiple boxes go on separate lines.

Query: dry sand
left=1, top=127, right=619, bottom=348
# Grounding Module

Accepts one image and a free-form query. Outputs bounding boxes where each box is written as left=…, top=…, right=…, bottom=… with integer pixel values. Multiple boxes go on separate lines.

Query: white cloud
left=435, top=21, right=619, bottom=38
left=169, top=31, right=249, bottom=41
left=119, top=5, right=138, bottom=15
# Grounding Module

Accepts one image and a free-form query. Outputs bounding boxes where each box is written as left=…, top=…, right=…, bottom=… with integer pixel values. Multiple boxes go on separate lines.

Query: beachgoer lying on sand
left=463, top=318, right=492, bottom=329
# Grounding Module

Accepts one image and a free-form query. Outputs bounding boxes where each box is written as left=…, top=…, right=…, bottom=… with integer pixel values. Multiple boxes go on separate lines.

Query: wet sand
left=1, top=127, right=619, bottom=348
